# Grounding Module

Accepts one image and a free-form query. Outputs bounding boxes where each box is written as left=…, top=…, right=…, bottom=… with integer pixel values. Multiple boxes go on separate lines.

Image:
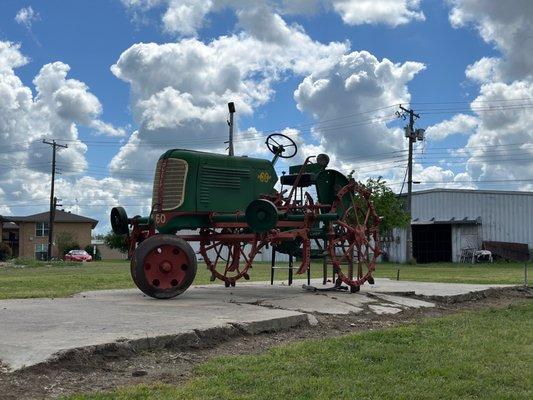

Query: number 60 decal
left=155, top=213, right=166, bottom=225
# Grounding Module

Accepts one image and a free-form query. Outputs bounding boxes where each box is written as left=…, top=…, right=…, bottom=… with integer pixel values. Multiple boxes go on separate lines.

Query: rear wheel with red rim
left=132, top=234, right=197, bottom=299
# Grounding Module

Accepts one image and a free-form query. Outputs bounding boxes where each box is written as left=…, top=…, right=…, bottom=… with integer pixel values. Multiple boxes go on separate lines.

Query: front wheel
left=132, top=234, right=197, bottom=299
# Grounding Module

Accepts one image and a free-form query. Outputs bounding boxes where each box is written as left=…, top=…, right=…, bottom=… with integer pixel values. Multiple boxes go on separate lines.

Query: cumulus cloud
left=108, top=12, right=347, bottom=180
left=15, top=6, right=39, bottom=29
left=0, top=41, right=129, bottom=227
left=331, top=0, right=425, bottom=27
left=162, top=0, right=213, bottom=35
left=425, top=114, right=478, bottom=141
left=0, top=41, right=28, bottom=72
left=294, top=51, right=425, bottom=179
left=461, top=82, right=533, bottom=183
left=449, top=0, right=533, bottom=82
left=446, top=1, right=533, bottom=190
left=120, top=0, right=426, bottom=36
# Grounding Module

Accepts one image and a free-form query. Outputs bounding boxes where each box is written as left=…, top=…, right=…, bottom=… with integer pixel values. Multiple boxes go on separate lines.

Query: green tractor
left=111, top=133, right=381, bottom=299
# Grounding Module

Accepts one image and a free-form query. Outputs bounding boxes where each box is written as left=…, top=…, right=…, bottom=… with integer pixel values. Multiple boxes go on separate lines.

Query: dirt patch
left=1, top=287, right=531, bottom=400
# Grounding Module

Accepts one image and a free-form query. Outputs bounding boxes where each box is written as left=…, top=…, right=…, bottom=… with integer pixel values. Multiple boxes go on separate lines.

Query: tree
left=56, top=231, right=80, bottom=256
left=346, top=174, right=410, bottom=234
left=103, top=231, right=129, bottom=253
left=0, top=242, right=12, bottom=261
left=364, top=177, right=410, bottom=234
left=84, top=245, right=101, bottom=260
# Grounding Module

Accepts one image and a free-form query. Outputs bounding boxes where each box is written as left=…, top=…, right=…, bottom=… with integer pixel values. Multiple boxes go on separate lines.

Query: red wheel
left=199, top=228, right=263, bottom=285
left=328, top=182, right=381, bottom=289
left=133, top=234, right=197, bottom=299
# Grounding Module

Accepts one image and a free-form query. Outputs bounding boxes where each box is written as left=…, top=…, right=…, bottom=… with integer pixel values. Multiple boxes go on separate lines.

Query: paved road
left=0, top=279, right=508, bottom=371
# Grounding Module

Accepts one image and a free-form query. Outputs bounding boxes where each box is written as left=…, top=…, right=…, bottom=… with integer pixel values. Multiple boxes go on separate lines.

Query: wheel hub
left=142, top=245, right=189, bottom=289
left=159, top=261, right=172, bottom=273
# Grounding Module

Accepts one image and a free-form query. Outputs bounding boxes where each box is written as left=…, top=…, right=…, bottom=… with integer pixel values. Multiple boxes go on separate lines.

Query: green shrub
left=84, top=245, right=101, bottom=260
left=0, top=242, right=12, bottom=261
left=63, top=243, right=81, bottom=255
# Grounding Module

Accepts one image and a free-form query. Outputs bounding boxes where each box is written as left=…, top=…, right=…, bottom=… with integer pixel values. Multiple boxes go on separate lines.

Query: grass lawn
left=0, top=259, right=528, bottom=299
left=374, top=262, right=528, bottom=285
left=65, top=302, right=533, bottom=400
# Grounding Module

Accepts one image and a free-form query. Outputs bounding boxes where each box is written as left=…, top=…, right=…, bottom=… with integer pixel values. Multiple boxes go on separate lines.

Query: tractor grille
left=152, top=158, right=188, bottom=211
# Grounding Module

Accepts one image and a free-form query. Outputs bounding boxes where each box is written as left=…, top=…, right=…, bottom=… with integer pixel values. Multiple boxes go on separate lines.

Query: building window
left=36, top=222, right=49, bottom=237
left=35, top=244, right=48, bottom=260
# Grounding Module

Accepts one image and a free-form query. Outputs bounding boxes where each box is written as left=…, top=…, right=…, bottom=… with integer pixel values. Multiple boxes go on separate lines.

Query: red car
left=64, top=249, right=93, bottom=262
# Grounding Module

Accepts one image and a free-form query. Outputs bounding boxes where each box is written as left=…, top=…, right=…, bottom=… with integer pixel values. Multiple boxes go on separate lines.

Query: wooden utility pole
left=227, top=102, right=236, bottom=156
left=43, top=139, right=67, bottom=261
left=398, top=105, right=423, bottom=263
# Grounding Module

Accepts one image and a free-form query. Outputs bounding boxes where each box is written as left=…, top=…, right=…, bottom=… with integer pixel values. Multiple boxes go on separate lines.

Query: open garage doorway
left=412, top=224, right=452, bottom=263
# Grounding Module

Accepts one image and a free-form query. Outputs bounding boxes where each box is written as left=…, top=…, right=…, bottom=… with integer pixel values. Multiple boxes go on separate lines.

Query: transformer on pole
left=397, top=105, right=424, bottom=263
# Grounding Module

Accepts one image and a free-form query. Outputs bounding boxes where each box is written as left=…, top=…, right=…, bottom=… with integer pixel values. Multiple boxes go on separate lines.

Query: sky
left=0, top=0, right=532, bottom=233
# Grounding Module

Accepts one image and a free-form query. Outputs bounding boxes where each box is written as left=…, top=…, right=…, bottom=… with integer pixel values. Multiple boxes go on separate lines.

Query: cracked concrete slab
left=368, top=305, right=403, bottom=315
left=261, top=293, right=366, bottom=315
left=0, top=279, right=511, bottom=371
left=371, top=293, right=435, bottom=308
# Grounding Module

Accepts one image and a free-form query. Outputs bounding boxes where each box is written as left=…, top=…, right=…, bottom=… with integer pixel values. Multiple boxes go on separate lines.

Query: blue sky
left=0, top=0, right=531, bottom=231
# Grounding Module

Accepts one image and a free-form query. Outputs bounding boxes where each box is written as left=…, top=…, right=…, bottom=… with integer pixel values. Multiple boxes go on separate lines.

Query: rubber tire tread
left=133, top=234, right=197, bottom=299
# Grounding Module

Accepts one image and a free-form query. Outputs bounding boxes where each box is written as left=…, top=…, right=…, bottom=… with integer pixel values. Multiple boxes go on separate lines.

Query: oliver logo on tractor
left=111, top=132, right=381, bottom=299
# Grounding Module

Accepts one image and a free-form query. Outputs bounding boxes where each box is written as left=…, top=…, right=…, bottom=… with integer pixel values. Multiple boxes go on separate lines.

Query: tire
left=132, top=234, right=197, bottom=299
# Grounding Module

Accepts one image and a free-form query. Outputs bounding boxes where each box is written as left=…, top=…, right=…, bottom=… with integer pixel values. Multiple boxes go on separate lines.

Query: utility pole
left=397, top=105, right=424, bottom=263
left=43, top=139, right=68, bottom=261
left=227, top=102, right=236, bottom=156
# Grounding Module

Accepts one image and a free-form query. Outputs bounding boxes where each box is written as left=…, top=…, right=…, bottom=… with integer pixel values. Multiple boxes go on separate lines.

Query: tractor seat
left=280, top=173, right=314, bottom=187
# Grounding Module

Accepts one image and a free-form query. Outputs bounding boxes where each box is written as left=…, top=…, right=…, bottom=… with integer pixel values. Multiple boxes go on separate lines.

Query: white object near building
left=386, top=189, right=533, bottom=263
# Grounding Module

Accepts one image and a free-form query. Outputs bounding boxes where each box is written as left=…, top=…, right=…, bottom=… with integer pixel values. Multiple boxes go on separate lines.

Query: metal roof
left=411, top=217, right=481, bottom=225
left=399, top=188, right=533, bottom=197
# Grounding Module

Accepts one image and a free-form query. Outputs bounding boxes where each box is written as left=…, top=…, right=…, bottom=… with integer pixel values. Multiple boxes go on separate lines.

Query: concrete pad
left=371, top=293, right=435, bottom=308
left=368, top=305, right=403, bottom=315
left=262, top=293, right=364, bottom=315
left=0, top=288, right=306, bottom=371
left=0, top=279, right=509, bottom=371
left=360, top=278, right=510, bottom=297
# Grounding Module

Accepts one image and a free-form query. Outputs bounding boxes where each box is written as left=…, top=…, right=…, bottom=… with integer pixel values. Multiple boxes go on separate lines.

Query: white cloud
left=0, top=41, right=129, bottom=228
left=109, top=12, right=347, bottom=180
left=294, top=51, right=425, bottom=175
left=461, top=81, right=533, bottom=184
left=449, top=0, right=533, bottom=82
left=15, top=6, right=39, bottom=29
left=236, top=5, right=293, bottom=44
left=120, top=0, right=426, bottom=36
left=162, top=0, right=213, bottom=35
left=445, top=1, right=533, bottom=190
left=331, top=0, right=425, bottom=27
left=0, top=41, right=28, bottom=72
left=425, top=114, right=478, bottom=141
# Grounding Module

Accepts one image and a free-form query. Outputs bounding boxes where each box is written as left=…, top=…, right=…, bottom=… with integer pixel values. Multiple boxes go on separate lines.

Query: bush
left=84, top=245, right=101, bottom=260
left=0, top=242, right=12, bottom=261
left=104, top=231, right=129, bottom=253
left=63, top=243, right=81, bottom=255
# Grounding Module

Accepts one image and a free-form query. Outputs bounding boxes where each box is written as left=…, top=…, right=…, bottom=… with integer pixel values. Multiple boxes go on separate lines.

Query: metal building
left=386, top=189, right=533, bottom=263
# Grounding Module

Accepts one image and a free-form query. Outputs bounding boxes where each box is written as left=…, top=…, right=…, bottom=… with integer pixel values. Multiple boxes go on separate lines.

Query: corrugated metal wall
left=388, top=190, right=533, bottom=263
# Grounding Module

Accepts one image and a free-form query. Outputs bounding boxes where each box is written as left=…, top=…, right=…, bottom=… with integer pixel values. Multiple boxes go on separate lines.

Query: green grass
left=65, top=302, right=533, bottom=400
left=0, top=259, right=528, bottom=299
left=374, top=262, right=528, bottom=285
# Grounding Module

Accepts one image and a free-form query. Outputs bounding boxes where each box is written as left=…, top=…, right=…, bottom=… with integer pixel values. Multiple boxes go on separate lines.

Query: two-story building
left=0, top=210, right=98, bottom=259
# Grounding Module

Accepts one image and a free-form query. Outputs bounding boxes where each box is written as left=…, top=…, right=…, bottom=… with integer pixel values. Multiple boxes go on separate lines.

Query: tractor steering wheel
left=265, top=133, right=297, bottom=159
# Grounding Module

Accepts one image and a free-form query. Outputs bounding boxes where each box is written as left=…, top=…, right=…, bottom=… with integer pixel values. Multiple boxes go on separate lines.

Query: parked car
left=64, top=249, right=93, bottom=262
